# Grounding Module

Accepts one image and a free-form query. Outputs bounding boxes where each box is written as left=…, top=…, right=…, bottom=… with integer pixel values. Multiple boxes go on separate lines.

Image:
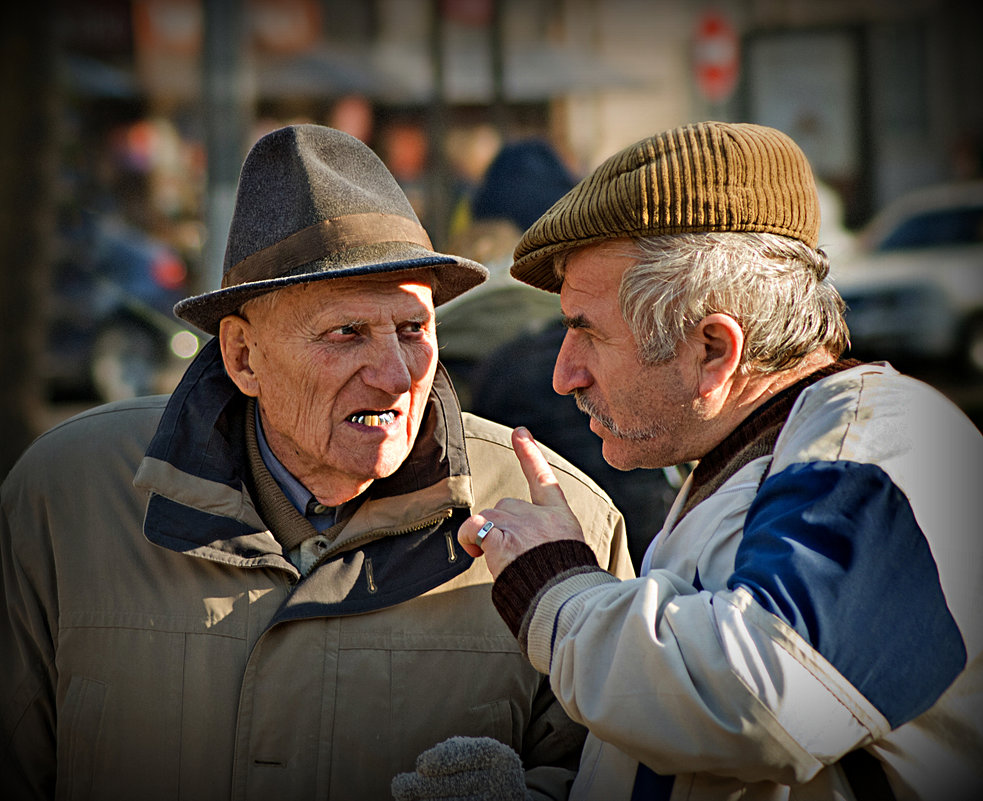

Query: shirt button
left=312, top=503, right=328, bottom=514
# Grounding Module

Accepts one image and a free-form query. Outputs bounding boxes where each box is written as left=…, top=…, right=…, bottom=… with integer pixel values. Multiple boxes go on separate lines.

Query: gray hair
left=556, top=232, right=850, bottom=373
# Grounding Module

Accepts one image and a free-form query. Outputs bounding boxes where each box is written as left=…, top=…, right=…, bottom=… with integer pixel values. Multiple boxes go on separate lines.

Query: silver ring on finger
left=475, top=520, right=495, bottom=549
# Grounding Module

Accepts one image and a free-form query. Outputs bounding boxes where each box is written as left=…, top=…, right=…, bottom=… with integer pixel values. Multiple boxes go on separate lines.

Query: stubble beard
left=573, top=390, right=674, bottom=441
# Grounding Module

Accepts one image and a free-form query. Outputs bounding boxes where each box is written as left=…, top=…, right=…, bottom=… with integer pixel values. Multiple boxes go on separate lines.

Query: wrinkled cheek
left=292, top=393, right=336, bottom=453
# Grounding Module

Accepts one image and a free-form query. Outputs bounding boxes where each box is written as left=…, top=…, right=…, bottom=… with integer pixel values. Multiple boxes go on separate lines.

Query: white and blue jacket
left=493, top=361, right=983, bottom=800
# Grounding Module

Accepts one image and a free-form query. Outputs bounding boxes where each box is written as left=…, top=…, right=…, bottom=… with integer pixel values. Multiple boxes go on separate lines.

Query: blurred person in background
left=1, top=124, right=633, bottom=801
left=377, top=119, right=431, bottom=226
left=328, top=93, right=375, bottom=144
left=441, top=137, right=687, bottom=570
left=432, top=121, right=981, bottom=800
left=438, top=138, right=575, bottom=404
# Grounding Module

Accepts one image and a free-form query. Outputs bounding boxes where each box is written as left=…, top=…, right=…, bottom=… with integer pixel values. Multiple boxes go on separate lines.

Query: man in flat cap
left=0, top=124, right=633, bottom=801
left=448, top=121, right=983, bottom=800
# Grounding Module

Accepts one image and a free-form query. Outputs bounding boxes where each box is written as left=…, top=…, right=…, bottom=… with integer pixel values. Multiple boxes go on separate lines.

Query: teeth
left=349, top=411, right=396, bottom=426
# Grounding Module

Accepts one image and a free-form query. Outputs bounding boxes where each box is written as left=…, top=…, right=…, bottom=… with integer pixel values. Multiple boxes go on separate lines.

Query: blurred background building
left=2, top=0, right=981, bottom=480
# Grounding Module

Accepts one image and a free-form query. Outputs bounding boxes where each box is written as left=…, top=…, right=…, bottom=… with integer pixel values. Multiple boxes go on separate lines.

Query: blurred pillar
left=489, top=0, right=507, bottom=134
left=0, top=5, right=56, bottom=479
left=202, top=0, right=252, bottom=294
left=427, top=0, right=452, bottom=250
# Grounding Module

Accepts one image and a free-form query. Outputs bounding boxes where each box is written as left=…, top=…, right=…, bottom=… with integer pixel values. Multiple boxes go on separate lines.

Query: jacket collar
left=134, top=337, right=474, bottom=560
left=679, top=359, right=861, bottom=520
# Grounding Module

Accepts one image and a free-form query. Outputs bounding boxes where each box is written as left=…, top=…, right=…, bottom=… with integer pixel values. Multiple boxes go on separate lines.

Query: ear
left=219, top=314, right=260, bottom=398
left=692, top=313, right=744, bottom=397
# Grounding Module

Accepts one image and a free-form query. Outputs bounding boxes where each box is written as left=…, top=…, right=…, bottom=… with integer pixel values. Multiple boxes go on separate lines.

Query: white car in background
left=832, top=181, right=983, bottom=373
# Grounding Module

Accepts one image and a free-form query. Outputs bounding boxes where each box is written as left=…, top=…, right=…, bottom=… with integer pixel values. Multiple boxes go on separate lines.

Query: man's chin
left=600, top=442, right=639, bottom=471
left=600, top=433, right=669, bottom=472
left=375, top=442, right=420, bottom=475
left=336, top=448, right=411, bottom=489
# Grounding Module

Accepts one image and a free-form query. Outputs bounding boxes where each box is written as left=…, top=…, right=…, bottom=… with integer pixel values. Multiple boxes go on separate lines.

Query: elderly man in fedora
left=0, top=124, right=632, bottom=801
left=431, top=121, right=983, bottom=800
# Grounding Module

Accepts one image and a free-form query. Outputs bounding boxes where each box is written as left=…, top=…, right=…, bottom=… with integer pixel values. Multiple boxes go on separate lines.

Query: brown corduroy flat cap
left=175, top=124, right=488, bottom=335
left=510, top=121, right=820, bottom=293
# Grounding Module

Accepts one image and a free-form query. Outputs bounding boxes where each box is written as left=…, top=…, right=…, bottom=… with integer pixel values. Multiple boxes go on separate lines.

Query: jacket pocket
left=466, top=697, right=514, bottom=744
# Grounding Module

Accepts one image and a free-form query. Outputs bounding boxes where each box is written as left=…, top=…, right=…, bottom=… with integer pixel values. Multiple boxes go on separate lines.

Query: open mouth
left=347, top=410, right=397, bottom=427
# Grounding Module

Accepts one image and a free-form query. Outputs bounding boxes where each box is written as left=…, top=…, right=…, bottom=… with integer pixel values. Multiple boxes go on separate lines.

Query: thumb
left=511, top=427, right=567, bottom=508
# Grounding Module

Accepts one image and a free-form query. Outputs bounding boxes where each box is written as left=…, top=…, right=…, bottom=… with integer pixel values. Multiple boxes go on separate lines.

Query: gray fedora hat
left=175, top=124, right=488, bottom=335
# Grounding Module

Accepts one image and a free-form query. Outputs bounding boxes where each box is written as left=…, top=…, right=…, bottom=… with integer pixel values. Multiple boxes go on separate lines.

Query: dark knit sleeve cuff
left=491, top=539, right=601, bottom=639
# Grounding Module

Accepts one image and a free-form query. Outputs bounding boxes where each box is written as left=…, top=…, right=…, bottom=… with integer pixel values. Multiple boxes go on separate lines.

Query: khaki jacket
left=1, top=340, right=633, bottom=801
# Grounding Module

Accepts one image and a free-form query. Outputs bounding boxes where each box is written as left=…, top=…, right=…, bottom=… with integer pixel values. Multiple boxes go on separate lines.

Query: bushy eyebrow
left=561, top=313, right=591, bottom=331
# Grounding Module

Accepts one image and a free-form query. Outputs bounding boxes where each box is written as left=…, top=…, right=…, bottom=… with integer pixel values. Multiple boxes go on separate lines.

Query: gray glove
left=391, top=736, right=531, bottom=801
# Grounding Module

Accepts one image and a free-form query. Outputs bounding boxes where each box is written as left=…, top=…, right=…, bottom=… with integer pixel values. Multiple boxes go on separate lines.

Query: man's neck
left=254, top=402, right=372, bottom=508
left=682, top=349, right=837, bottom=465
left=725, top=350, right=837, bottom=434
left=678, top=352, right=849, bottom=521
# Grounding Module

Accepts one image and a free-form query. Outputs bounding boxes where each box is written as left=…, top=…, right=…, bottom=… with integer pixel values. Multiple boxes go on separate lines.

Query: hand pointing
left=459, top=427, right=586, bottom=579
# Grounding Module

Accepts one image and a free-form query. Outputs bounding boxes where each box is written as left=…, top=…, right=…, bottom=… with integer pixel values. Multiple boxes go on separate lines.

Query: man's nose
left=362, top=336, right=413, bottom=395
left=552, top=330, right=591, bottom=396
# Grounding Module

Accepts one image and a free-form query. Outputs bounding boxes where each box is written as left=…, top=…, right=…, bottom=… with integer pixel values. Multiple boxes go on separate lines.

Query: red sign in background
left=693, top=11, right=740, bottom=103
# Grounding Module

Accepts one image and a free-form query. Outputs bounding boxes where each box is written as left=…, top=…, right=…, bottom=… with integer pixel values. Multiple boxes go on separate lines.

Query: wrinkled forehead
left=231, top=274, right=436, bottom=338
left=557, top=241, right=634, bottom=302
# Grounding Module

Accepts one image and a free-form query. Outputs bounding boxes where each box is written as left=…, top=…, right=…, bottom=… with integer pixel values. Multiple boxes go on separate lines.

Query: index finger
left=511, top=427, right=567, bottom=508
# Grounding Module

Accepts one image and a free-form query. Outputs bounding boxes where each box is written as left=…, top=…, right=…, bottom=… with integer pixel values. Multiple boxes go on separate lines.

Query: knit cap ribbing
left=510, top=121, right=821, bottom=293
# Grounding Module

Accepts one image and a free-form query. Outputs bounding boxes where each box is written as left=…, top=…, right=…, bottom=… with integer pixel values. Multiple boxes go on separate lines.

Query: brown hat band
left=222, top=213, right=435, bottom=289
